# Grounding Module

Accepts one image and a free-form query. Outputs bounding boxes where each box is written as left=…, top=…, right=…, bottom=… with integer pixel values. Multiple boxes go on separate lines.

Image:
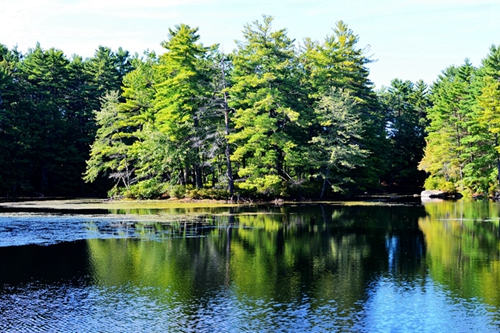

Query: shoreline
left=0, top=194, right=426, bottom=211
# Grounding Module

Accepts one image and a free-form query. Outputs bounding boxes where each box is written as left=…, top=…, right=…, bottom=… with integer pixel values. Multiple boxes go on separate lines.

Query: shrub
left=170, top=185, right=186, bottom=199
left=423, top=176, right=456, bottom=193
left=186, top=187, right=230, bottom=200
left=119, top=179, right=166, bottom=199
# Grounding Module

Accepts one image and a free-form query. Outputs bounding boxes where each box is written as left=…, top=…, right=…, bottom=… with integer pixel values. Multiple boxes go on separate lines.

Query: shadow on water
left=0, top=206, right=109, bottom=215
left=0, top=241, right=92, bottom=285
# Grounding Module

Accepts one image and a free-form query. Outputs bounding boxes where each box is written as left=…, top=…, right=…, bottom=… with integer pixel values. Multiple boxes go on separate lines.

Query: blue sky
left=1, top=0, right=498, bottom=88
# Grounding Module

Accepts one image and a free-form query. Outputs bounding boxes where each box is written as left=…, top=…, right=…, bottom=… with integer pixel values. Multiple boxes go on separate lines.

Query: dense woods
left=419, top=48, right=500, bottom=197
left=0, top=43, right=132, bottom=196
left=0, top=16, right=499, bottom=199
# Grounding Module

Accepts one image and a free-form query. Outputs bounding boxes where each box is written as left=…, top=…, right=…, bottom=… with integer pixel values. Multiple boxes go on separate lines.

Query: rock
left=421, top=190, right=463, bottom=199
left=491, top=192, right=500, bottom=201
left=421, top=190, right=447, bottom=198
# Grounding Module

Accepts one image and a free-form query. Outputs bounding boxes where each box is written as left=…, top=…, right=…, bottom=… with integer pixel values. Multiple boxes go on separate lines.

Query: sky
left=0, top=0, right=499, bottom=88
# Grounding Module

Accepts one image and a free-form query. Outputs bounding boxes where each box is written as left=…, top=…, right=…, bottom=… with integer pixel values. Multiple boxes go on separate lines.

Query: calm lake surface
left=1, top=200, right=500, bottom=332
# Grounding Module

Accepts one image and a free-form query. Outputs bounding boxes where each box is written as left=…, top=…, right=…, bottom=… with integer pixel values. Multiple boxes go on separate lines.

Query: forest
left=0, top=16, right=499, bottom=200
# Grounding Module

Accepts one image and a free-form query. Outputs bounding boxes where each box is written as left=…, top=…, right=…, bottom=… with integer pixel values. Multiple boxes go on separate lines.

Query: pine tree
left=228, top=15, right=303, bottom=197
left=84, top=90, right=135, bottom=192
left=17, top=45, right=74, bottom=193
left=419, top=61, right=481, bottom=194
left=474, top=45, right=500, bottom=193
left=302, top=21, right=387, bottom=193
left=379, top=79, right=429, bottom=190
left=154, top=24, right=212, bottom=189
left=0, top=44, right=26, bottom=193
left=84, top=53, right=158, bottom=197
left=309, top=88, right=368, bottom=198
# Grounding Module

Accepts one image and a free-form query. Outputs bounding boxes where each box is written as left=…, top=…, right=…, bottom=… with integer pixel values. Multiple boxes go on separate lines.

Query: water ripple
left=0, top=216, right=216, bottom=247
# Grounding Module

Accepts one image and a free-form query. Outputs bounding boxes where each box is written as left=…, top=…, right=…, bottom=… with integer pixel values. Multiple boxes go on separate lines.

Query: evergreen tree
left=85, top=46, right=132, bottom=98
left=0, top=44, right=26, bottom=193
left=474, top=45, right=500, bottom=193
left=310, top=88, right=368, bottom=198
left=0, top=43, right=134, bottom=197
left=85, top=53, right=158, bottom=196
left=17, top=45, right=73, bottom=193
left=184, top=48, right=236, bottom=197
left=154, top=24, right=212, bottom=189
left=379, top=79, right=429, bottom=190
left=84, top=90, right=135, bottom=191
left=120, top=53, right=170, bottom=197
left=228, top=15, right=303, bottom=197
left=419, top=61, right=481, bottom=194
left=302, top=21, right=387, bottom=193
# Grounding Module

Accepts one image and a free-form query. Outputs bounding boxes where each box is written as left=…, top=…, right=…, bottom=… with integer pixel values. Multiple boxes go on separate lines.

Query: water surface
left=1, top=201, right=499, bottom=332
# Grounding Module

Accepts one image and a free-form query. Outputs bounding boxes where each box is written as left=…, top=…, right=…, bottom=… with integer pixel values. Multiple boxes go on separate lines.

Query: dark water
left=1, top=201, right=500, bottom=332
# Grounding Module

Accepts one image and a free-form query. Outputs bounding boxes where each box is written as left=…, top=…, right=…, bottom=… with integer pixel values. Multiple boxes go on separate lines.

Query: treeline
left=82, top=17, right=429, bottom=200
left=0, top=43, right=133, bottom=195
left=418, top=47, right=500, bottom=197
left=0, top=16, right=430, bottom=199
left=4, top=15, right=497, bottom=200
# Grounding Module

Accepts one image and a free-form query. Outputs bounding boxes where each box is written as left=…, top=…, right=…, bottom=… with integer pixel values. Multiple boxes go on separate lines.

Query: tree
left=154, top=24, right=212, bottom=189
left=84, top=91, right=135, bottom=191
left=85, top=46, right=132, bottom=99
left=309, top=88, right=368, bottom=198
left=85, top=53, right=158, bottom=196
left=474, top=45, right=500, bottom=193
left=122, top=52, right=182, bottom=198
left=0, top=44, right=26, bottom=193
left=379, top=79, right=429, bottom=190
left=228, top=15, right=303, bottom=197
left=419, top=61, right=483, bottom=194
left=187, top=49, right=235, bottom=197
left=17, top=44, right=75, bottom=194
left=301, top=21, right=387, bottom=192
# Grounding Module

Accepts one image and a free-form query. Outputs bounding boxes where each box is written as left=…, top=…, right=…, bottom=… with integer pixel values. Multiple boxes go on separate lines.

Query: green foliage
left=309, top=88, right=368, bottom=196
left=152, top=24, right=220, bottom=190
left=228, top=16, right=304, bottom=196
left=301, top=21, right=388, bottom=191
left=378, top=79, right=429, bottom=190
left=237, top=174, right=284, bottom=198
left=170, top=185, right=187, bottom=199
left=420, top=48, right=500, bottom=196
left=423, top=176, right=456, bottom=193
left=17, top=19, right=500, bottom=200
left=0, top=19, right=401, bottom=199
left=0, top=43, right=131, bottom=196
left=125, top=178, right=166, bottom=200
left=83, top=25, right=238, bottom=199
left=84, top=91, right=134, bottom=189
left=187, top=187, right=230, bottom=200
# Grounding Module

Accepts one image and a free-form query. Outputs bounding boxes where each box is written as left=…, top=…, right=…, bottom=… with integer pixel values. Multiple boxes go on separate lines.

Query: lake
left=0, top=200, right=499, bottom=332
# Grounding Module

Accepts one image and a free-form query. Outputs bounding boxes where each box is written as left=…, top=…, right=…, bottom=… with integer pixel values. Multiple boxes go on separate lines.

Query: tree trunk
left=212, top=169, right=216, bottom=188
left=221, top=56, right=234, bottom=200
left=496, top=134, right=500, bottom=188
left=195, top=164, right=203, bottom=189
left=224, top=107, right=234, bottom=199
left=319, top=168, right=330, bottom=200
